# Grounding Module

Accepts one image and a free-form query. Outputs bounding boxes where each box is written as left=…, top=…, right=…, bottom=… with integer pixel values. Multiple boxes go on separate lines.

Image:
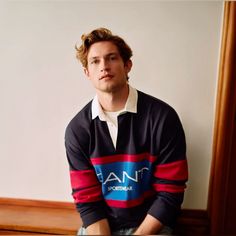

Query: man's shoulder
left=66, top=100, right=93, bottom=132
left=137, top=90, right=174, bottom=114
left=65, top=101, right=93, bottom=152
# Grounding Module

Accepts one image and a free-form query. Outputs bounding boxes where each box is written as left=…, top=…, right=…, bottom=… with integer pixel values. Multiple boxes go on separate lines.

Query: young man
left=65, top=28, right=188, bottom=235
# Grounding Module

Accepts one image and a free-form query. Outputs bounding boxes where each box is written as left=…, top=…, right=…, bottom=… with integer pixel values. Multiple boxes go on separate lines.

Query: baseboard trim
left=175, top=209, right=210, bottom=234
left=0, top=197, right=209, bottom=235
left=0, top=197, right=81, bottom=235
left=0, top=197, right=75, bottom=209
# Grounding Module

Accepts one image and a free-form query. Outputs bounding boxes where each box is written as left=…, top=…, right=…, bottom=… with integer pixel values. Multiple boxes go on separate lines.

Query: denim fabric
left=77, top=225, right=172, bottom=235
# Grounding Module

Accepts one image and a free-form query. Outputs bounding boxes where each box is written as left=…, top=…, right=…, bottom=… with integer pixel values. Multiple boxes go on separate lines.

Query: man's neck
left=96, top=84, right=129, bottom=112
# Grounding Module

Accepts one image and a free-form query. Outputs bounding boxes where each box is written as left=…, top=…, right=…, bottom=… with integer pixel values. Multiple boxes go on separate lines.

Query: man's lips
left=100, top=74, right=114, bottom=80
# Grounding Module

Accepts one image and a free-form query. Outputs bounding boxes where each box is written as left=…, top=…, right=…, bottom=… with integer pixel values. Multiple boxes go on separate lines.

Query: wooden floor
left=0, top=197, right=209, bottom=235
left=0, top=198, right=82, bottom=235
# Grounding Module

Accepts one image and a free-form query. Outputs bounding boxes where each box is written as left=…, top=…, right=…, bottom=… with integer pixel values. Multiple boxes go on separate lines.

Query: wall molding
left=0, top=197, right=209, bottom=235
left=207, top=2, right=236, bottom=234
left=0, top=197, right=81, bottom=235
left=175, top=209, right=209, bottom=234
left=0, top=197, right=75, bottom=209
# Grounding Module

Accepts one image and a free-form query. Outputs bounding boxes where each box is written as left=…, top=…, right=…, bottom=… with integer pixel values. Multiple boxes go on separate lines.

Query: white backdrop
left=0, top=1, right=223, bottom=209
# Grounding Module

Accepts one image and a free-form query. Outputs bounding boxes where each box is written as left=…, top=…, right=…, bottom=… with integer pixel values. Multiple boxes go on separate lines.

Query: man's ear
left=125, top=60, right=133, bottom=73
left=84, top=67, right=90, bottom=78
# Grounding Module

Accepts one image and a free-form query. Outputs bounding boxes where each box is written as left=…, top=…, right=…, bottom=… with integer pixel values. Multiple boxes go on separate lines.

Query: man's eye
left=91, top=59, right=99, bottom=64
left=110, top=56, right=117, bottom=60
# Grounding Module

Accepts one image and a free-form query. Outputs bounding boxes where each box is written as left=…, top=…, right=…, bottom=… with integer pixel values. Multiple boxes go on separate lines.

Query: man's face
left=84, top=41, right=132, bottom=94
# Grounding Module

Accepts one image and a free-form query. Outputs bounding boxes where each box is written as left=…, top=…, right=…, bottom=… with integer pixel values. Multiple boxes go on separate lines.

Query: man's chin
left=98, top=83, right=127, bottom=94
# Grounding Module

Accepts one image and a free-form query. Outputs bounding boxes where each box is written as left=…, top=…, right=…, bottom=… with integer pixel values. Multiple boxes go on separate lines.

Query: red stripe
left=91, top=153, right=157, bottom=165
left=70, top=169, right=99, bottom=189
left=105, top=190, right=155, bottom=208
left=73, top=185, right=103, bottom=203
left=153, top=183, right=186, bottom=193
left=154, top=159, right=188, bottom=181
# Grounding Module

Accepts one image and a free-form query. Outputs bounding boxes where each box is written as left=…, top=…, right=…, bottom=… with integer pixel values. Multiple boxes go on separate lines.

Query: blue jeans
left=77, top=225, right=172, bottom=235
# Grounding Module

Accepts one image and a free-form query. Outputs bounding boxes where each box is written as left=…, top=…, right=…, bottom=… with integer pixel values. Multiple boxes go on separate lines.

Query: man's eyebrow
left=88, top=56, right=99, bottom=61
left=105, top=52, right=119, bottom=57
left=88, top=52, right=119, bottom=60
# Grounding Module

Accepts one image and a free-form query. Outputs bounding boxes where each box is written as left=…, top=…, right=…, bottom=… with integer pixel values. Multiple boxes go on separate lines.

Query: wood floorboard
left=0, top=198, right=209, bottom=235
left=0, top=203, right=81, bottom=234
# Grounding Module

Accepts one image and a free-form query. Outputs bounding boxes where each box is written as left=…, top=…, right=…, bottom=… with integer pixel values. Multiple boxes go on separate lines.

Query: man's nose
left=100, top=59, right=110, bottom=72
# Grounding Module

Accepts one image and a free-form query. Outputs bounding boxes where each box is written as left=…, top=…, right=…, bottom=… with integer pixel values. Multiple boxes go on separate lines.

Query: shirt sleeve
left=148, top=107, right=188, bottom=227
left=65, top=124, right=108, bottom=228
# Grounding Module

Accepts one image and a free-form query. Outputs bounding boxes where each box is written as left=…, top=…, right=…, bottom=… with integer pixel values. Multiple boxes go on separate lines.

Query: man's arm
left=65, top=124, right=109, bottom=230
left=133, top=214, right=163, bottom=235
left=86, top=218, right=111, bottom=235
left=135, top=107, right=188, bottom=233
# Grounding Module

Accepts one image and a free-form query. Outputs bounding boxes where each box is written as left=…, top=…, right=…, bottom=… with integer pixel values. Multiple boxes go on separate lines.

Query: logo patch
left=94, top=160, right=152, bottom=201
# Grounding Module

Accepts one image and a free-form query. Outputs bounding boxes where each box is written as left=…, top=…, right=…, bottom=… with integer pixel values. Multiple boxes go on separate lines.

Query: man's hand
left=86, top=218, right=111, bottom=235
left=133, top=214, right=163, bottom=235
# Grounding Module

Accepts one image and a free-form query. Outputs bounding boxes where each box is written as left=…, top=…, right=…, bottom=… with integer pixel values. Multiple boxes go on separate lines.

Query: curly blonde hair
left=75, top=28, right=133, bottom=68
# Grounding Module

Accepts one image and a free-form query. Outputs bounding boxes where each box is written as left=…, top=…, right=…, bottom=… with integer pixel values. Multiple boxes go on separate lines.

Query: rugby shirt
left=65, top=90, right=188, bottom=231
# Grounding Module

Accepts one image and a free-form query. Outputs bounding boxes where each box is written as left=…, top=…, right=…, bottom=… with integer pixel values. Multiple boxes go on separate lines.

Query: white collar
left=91, top=85, right=138, bottom=121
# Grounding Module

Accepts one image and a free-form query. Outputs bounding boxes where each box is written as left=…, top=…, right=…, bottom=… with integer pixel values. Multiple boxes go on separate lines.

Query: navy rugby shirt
left=65, top=88, right=188, bottom=230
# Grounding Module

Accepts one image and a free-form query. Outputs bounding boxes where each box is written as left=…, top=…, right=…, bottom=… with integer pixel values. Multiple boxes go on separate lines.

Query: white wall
left=0, top=1, right=223, bottom=209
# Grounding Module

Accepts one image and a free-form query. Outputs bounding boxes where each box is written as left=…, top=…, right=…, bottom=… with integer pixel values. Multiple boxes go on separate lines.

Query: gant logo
left=97, top=167, right=149, bottom=185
